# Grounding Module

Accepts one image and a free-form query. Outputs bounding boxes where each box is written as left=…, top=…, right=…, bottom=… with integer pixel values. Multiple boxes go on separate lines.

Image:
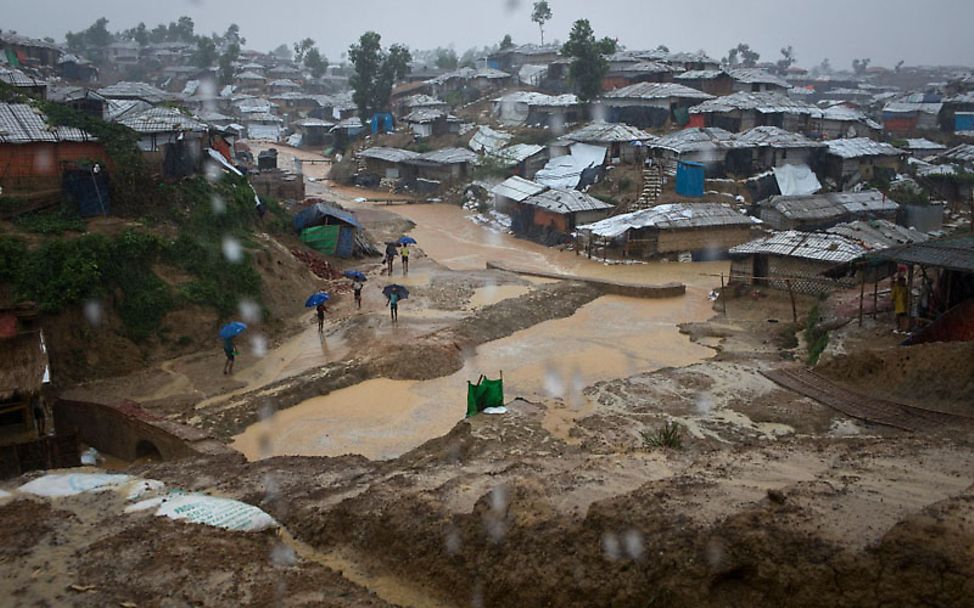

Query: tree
left=730, top=43, right=760, bottom=67
left=499, top=34, right=514, bottom=50
left=65, top=17, right=112, bottom=59
left=293, top=38, right=315, bottom=63
left=219, top=42, right=240, bottom=85
left=656, top=44, right=670, bottom=53
left=561, top=19, right=617, bottom=102
left=224, top=23, right=245, bottom=47
left=531, top=1, right=553, bottom=45
left=776, top=45, right=796, bottom=73
left=149, top=24, right=168, bottom=44
left=271, top=44, right=292, bottom=61
left=176, top=16, right=195, bottom=43
left=192, top=37, right=218, bottom=68
left=305, top=47, right=328, bottom=78
left=852, top=58, right=871, bottom=75
left=895, top=60, right=905, bottom=73
left=434, top=47, right=459, bottom=70
left=349, top=32, right=412, bottom=118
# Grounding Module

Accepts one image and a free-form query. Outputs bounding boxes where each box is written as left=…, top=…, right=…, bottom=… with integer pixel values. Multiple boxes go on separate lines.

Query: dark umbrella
left=219, top=322, right=248, bottom=339
left=382, top=284, right=409, bottom=300
left=343, top=270, right=367, bottom=282
left=305, top=292, right=331, bottom=308
left=398, top=236, right=417, bottom=245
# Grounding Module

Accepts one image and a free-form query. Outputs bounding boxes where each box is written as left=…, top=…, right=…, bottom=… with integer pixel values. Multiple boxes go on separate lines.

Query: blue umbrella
left=398, top=236, right=417, bottom=246
left=219, top=322, right=247, bottom=339
left=305, top=292, right=331, bottom=308
left=343, top=270, right=367, bottom=282
left=382, top=284, right=409, bottom=300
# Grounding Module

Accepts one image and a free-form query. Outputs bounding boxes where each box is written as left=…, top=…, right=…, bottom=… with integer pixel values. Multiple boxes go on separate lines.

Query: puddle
left=234, top=294, right=715, bottom=461
left=466, top=284, right=532, bottom=308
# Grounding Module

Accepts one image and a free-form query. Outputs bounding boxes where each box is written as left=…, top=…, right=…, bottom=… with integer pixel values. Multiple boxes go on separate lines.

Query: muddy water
left=233, top=294, right=715, bottom=460
left=366, top=202, right=730, bottom=290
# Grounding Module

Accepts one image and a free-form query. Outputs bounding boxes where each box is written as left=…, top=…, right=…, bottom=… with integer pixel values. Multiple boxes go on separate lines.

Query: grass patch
left=14, top=209, right=87, bottom=235
left=641, top=421, right=684, bottom=449
left=804, top=303, right=830, bottom=365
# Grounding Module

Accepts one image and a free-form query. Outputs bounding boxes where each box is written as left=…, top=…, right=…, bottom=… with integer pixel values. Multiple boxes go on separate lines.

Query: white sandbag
left=483, top=406, right=508, bottom=415
left=124, top=479, right=166, bottom=501
left=18, top=473, right=134, bottom=497
left=127, top=492, right=277, bottom=532
left=80, top=447, right=100, bottom=466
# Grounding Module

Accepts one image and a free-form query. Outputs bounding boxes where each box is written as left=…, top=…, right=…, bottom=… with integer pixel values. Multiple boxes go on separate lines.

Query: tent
left=293, top=203, right=362, bottom=258
left=466, top=373, right=504, bottom=417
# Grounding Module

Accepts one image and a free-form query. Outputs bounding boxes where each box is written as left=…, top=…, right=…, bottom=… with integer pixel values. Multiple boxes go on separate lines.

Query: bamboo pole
left=858, top=274, right=865, bottom=327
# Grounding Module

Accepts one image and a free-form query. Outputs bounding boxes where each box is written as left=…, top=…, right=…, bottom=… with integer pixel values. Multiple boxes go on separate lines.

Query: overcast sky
left=5, top=0, right=973, bottom=69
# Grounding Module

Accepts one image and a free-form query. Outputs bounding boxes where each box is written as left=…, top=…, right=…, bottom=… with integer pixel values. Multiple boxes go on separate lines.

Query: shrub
left=804, top=303, right=830, bottom=365
left=641, top=421, right=684, bottom=449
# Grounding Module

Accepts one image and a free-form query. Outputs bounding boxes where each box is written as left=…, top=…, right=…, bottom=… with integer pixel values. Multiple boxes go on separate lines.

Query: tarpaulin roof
left=357, top=147, right=420, bottom=163
left=690, top=92, right=823, bottom=116
left=649, top=127, right=737, bottom=154
left=293, top=203, right=362, bottom=233
left=118, top=106, right=207, bottom=134
left=580, top=203, right=759, bottom=238
left=493, top=143, right=545, bottom=164
left=407, top=147, right=479, bottom=165
left=854, top=234, right=974, bottom=273
left=469, top=125, right=513, bottom=154
left=535, top=143, right=607, bottom=189
left=97, top=81, right=173, bottom=104
left=761, top=190, right=896, bottom=219
left=735, top=126, right=824, bottom=149
left=601, top=82, right=713, bottom=101
left=560, top=121, right=655, bottom=144
left=773, top=164, right=822, bottom=196
left=730, top=230, right=865, bottom=263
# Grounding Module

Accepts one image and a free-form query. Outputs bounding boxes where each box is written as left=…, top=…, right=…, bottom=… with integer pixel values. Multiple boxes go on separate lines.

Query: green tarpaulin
left=300, top=225, right=340, bottom=255
left=466, top=375, right=504, bottom=417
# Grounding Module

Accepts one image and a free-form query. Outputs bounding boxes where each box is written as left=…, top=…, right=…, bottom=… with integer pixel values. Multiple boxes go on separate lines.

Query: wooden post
left=858, top=273, right=866, bottom=327
left=786, top=280, right=797, bottom=323
left=720, top=273, right=727, bottom=315
left=907, top=264, right=915, bottom=331
left=872, top=279, right=879, bottom=319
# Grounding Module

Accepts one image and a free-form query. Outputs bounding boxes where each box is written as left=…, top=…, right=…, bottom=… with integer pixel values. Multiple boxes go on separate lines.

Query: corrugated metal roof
left=0, top=66, right=46, bottom=88
left=561, top=122, right=655, bottom=144
left=522, top=189, right=614, bottom=214
left=97, top=81, right=172, bottom=104
left=357, top=147, right=421, bottom=163
left=726, top=68, right=790, bottom=88
left=469, top=126, right=512, bottom=154
left=675, top=69, right=725, bottom=80
left=825, top=137, right=905, bottom=159
left=690, top=92, right=823, bottom=116
left=903, top=138, right=946, bottom=151
left=296, top=118, right=335, bottom=128
left=649, top=127, right=737, bottom=154
left=938, top=144, right=974, bottom=163
left=491, top=176, right=547, bottom=202
left=580, top=202, right=758, bottom=237
left=730, top=230, right=865, bottom=263
left=826, top=219, right=928, bottom=249
left=761, top=191, right=896, bottom=220
left=735, top=126, right=824, bottom=149
left=883, top=101, right=943, bottom=115
left=403, top=108, right=450, bottom=123
left=117, top=106, right=207, bottom=134
left=267, top=79, right=300, bottom=88
left=493, top=91, right=580, bottom=107
left=410, top=147, right=479, bottom=165
left=860, top=235, right=974, bottom=273
left=47, top=86, right=106, bottom=104
left=611, top=61, right=677, bottom=74
left=602, top=82, right=713, bottom=101
left=105, top=99, right=151, bottom=122
left=0, top=103, right=95, bottom=144
left=405, top=94, right=446, bottom=108
left=235, top=71, right=266, bottom=81
left=493, top=143, right=545, bottom=163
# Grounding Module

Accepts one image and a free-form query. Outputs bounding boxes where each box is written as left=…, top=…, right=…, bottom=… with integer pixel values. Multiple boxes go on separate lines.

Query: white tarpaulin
left=127, top=493, right=278, bottom=532
left=773, top=163, right=821, bottom=196
left=535, top=143, right=606, bottom=189
left=0, top=489, right=11, bottom=500
left=18, top=473, right=135, bottom=497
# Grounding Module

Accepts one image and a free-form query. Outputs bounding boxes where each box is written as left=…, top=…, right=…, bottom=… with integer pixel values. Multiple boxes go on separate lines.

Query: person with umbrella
left=383, top=284, right=409, bottom=324
left=344, top=270, right=367, bottom=310
left=306, top=291, right=330, bottom=333
left=219, top=322, right=247, bottom=375
left=398, top=237, right=416, bottom=275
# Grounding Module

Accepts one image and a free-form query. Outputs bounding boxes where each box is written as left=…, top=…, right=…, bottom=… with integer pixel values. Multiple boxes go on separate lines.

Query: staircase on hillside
left=631, top=164, right=664, bottom=211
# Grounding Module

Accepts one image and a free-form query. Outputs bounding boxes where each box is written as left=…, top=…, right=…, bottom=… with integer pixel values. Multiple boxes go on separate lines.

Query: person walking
left=383, top=242, right=397, bottom=276
left=400, top=244, right=410, bottom=275
left=352, top=279, right=364, bottom=310
left=387, top=289, right=400, bottom=323
left=223, top=336, right=238, bottom=375
left=316, top=300, right=328, bottom=333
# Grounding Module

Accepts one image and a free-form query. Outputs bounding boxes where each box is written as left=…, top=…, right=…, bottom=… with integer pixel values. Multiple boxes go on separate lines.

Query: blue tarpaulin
left=676, top=161, right=705, bottom=197
left=370, top=113, right=394, bottom=134
left=63, top=169, right=110, bottom=217
left=956, top=113, right=974, bottom=133
left=292, top=203, right=362, bottom=233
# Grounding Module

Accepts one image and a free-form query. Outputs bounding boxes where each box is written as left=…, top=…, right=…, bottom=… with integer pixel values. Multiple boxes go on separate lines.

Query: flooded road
left=233, top=294, right=715, bottom=460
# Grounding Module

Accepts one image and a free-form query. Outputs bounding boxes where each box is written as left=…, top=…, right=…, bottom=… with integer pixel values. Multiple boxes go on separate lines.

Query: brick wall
left=0, top=142, right=109, bottom=180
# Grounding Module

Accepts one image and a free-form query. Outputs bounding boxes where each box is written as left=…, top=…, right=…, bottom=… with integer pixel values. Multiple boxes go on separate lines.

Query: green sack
left=466, top=375, right=504, bottom=417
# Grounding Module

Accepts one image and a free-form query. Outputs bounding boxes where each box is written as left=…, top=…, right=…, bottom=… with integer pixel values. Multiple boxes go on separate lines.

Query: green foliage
left=294, top=38, right=316, bottom=63
left=434, top=47, right=459, bottom=70
left=14, top=209, right=87, bottom=235
left=887, top=184, right=930, bottom=206
left=471, top=154, right=512, bottom=180
left=304, top=47, right=328, bottom=79
left=499, top=35, right=514, bottom=50
left=219, top=42, right=241, bottom=85
left=531, top=1, right=553, bottom=45
left=804, top=303, right=830, bottom=365
left=349, top=32, right=412, bottom=118
left=192, top=37, right=218, bottom=68
left=641, top=421, right=684, bottom=449
left=561, top=20, right=617, bottom=102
